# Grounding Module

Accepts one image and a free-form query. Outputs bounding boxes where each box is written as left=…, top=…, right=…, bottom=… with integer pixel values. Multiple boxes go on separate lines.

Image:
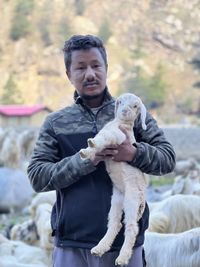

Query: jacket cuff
left=127, top=142, right=144, bottom=168
left=72, top=152, right=97, bottom=176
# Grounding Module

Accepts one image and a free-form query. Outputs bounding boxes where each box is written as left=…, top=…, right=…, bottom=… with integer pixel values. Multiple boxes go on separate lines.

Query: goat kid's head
left=115, top=93, right=147, bottom=130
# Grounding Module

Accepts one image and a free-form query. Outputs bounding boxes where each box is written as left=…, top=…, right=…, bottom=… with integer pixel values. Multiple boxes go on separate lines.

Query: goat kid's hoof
left=91, top=245, right=108, bottom=257
left=115, top=253, right=131, bottom=266
left=88, top=138, right=96, bottom=148
left=79, top=149, right=87, bottom=159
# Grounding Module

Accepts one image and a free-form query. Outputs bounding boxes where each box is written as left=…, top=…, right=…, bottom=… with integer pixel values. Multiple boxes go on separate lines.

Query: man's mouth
left=83, top=82, right=99, bottom=87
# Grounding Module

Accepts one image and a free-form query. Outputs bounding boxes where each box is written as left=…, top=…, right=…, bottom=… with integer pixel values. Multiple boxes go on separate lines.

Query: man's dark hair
left=63, top=35, right=107, bottom=72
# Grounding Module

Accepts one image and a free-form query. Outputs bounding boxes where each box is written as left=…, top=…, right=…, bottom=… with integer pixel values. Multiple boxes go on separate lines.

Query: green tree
left=38, top=1, right=52, bottom=47
left=58, top=17, right=72, bottom=45
left=38, top=16, right=52, bottom=47
left=10, top=0, right=34, bottom=41
left=98, top=19, right=112, bottom=44
left=74, top=0, right=86, bottom=15
left=120, top=63, right=167, bottom=109
left=147, top=64, right=166, bottom=108
left=1, top=75, right=23, bottom=104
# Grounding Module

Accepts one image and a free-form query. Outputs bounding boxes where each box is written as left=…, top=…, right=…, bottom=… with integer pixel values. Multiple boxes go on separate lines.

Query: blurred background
left=0, top=0, right=200, bottom=122
left=0, top=0, right=200, bottom=266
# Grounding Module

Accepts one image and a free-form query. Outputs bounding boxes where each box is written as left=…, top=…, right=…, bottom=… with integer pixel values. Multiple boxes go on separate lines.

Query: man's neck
left=78, top=88, right=106, bottom=108
left=84, top=96, right=104, bottom=108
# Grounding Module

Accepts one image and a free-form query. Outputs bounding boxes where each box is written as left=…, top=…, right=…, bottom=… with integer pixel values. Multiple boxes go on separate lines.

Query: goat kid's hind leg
left=115, top=190, right=140, bottom=266
left=91, top=186, right=123, bottom=257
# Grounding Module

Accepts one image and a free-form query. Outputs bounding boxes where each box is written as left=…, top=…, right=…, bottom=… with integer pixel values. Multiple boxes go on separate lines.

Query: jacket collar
left=74, top=86, right=113, bottom=105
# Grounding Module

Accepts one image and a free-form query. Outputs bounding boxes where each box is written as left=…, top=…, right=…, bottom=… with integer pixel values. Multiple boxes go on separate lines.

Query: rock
left=0, top=167, right=34, bottom=213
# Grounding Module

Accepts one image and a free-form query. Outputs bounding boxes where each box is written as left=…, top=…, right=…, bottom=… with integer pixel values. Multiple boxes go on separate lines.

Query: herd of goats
left=0, top=127, right=200, bottom=267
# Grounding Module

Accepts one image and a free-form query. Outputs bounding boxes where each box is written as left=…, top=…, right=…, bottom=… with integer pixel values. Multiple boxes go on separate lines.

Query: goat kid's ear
left=139, top=99, right=147, bottom=130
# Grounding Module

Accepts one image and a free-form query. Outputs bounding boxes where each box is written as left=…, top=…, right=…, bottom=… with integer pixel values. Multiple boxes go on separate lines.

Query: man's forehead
left=71, top=48, right=103, bottom=63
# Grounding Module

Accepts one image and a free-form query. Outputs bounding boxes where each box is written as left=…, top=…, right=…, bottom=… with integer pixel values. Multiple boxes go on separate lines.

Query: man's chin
left=81, top=94, right=101, bottom=100
left=81, top=90, right=105, bottom=100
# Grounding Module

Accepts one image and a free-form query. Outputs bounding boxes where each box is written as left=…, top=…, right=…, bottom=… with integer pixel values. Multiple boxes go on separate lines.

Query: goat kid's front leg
left=88, top=129, right=126, bottom=149
left=80, top=129, right=126, bottom=160
left=79, top=146, right=96, bottom=161
left=115, top=190, right=140, bottom=266
left=91, top=186, right=124, bottom=257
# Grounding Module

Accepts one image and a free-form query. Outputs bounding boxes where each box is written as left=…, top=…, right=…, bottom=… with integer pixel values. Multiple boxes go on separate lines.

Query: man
left=27, top=35, right=176, bottom=267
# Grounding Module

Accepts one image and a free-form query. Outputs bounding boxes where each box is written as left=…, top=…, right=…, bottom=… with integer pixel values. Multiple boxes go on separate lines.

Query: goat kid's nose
left=122, top=109, right=128, bottom=115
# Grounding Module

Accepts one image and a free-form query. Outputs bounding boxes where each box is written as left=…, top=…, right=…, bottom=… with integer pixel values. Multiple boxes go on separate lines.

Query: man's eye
left=93, top=65, right=100, bottom=68
left=76, top=66, right=85, bottom=70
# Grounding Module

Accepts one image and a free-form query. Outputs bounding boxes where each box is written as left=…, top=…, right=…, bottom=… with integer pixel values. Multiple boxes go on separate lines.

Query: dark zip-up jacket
left=27, top=90, right=176, bottom=250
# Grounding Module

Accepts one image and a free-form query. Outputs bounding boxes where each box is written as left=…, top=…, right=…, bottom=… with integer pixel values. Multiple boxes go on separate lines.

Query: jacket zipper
left=82, top=100, right=115, bottom=134
left=56, top=99, right=115, bottom=245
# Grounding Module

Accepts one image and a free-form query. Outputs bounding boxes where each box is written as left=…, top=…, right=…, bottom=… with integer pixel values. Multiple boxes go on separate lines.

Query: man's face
left=67, top=48, right=107, bottom=99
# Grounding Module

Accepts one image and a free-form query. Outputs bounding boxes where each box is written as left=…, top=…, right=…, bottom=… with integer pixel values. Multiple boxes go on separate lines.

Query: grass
left=149, top=174, right=175, bottom=187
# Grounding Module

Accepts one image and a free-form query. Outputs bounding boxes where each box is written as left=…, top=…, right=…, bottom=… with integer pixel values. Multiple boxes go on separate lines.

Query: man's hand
left=112, top=126, right=137, bottom=162
left=91, top=145, right=118, bottom=166
left=91, top=126, right=137, bottom=166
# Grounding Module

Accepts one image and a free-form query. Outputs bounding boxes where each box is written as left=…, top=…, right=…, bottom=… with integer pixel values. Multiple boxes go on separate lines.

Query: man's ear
left=106, top=63, right=108, bottom=73
left=66, top=70, right=71, bottom=80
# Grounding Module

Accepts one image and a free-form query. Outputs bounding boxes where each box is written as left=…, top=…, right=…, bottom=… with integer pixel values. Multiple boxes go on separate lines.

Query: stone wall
left=162, top=125, right=200, bottom=161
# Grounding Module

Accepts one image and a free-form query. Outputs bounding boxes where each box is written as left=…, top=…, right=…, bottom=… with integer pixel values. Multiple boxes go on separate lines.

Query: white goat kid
left=80, top=93, right=148, bottom=266
left=144, top=228, right=200, bottom=267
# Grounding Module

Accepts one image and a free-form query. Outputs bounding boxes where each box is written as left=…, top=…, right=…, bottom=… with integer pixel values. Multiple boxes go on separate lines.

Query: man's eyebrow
left=76, top=59, right=102, bottom=65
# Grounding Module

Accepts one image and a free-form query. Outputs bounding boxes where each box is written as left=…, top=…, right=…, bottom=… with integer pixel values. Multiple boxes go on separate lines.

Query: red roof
left=0, top=105, right=51, bottom=117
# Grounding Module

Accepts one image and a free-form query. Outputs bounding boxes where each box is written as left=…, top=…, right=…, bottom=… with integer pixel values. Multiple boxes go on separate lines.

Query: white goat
left=0, top=234, right=51, bottom=267
left=0, top=129, right=21, bottom=169
left=144, top=228, right=200, bottom=267
left=29, top=191, right=56, bottom=218
left=18, top=129, right=38, bottom=161
left=10, top=219, right=39, bottom=246
left=80, top=93, right=148, bottom=266
left=34, top=203, right=53, bottom=250
left=10, top=192, right=55, bottom=250
left=148, top=194, right=200, bottom=233
left=160, top=169, right=200, bottom=200
left=174, top=158, right=199, bottom=176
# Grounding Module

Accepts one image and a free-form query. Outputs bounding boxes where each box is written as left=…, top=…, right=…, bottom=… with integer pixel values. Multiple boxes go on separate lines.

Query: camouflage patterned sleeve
left=27, top=116, right=96, bottom=192
left=129, top=112, right=176, bottom=175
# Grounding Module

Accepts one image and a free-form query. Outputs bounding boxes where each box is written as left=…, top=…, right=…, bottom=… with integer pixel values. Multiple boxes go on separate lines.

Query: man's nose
left=85, top=66, right=95, bottom=80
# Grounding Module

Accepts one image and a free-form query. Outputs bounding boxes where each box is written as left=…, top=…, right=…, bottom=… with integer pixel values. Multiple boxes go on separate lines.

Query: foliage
left=58, top=17, right=72, bottom=45
left=177, top=96, right=195, bottom=115
left=147, top=64, right=167, bottom=108
left=38, top=16, right=52, bottom=47
left=74, top=0, right=86, bottom=16
left=190, top=53, right=200, bottom=90
left=130, top=38, right=146, bottom=60
left=98, top=19, right=112, bottom=44
left=150, top=175, right=174, bottom=187
left=191, top=57, right=200, bottom=70
left=15, top=0, right=35, bottom=15
left=1, top=75, right=23, bottom=104
left=10, top=0, right=34, bottom=41
left=193, top=81, right=200, bottom=88
left=120, top=63, right=167, bottom=109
